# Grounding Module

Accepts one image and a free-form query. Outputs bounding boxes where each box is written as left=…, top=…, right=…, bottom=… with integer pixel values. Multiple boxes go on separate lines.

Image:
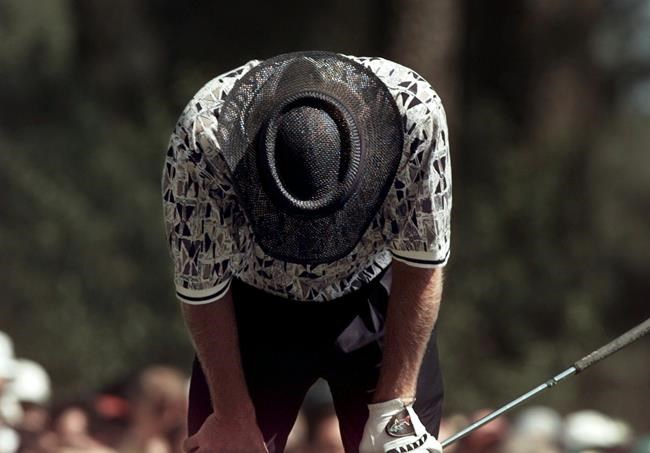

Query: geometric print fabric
left=162, top=55, right=452, bottom=303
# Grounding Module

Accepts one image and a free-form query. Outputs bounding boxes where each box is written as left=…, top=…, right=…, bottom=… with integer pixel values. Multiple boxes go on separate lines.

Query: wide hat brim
left=217, top=51, right=403, bottom=264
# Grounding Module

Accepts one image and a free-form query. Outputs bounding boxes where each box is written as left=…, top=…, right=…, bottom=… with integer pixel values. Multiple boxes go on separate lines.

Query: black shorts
left=188, top=269, right=444, bottom=453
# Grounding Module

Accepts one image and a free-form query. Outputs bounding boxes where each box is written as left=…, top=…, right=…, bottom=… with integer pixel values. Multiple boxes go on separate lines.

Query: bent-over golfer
left=162, top=51, right=452, bottom=453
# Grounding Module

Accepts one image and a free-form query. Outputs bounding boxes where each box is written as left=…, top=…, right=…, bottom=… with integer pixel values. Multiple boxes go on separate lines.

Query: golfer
left=162, top=51, right=452, bottom=453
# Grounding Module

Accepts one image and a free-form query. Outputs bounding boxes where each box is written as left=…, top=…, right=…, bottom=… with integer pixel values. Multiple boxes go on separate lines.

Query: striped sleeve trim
left=390, top=249, right=450, bottom=268
left=175, top=279, right=231, bottom=305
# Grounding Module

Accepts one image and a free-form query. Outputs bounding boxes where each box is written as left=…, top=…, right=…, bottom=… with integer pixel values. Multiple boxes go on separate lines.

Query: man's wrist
left=208, top=385, right=257, bottom=420
left=371, top=393, right=416, bottom=405
left=212, top=405, right=258, bottom=427
left=372, top=376, right=417, bottom=403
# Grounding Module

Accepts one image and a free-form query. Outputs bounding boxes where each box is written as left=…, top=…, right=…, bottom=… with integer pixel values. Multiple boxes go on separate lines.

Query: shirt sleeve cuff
left=175, top=279, right=232, bottom=305
left=390, top=249, right=450, bottom=268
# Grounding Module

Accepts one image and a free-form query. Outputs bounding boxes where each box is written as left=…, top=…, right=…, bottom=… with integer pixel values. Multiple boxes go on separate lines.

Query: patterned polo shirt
left=162, top=55, right=452, bottom=304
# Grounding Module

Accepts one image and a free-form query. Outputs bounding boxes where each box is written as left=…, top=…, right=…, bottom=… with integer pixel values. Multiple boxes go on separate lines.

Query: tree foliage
left=0, top=0, right=647, bottom=429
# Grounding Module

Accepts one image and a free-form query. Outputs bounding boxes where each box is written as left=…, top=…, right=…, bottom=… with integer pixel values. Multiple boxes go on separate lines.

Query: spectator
left=502, top=406, right=562, bottom=453
left=119, top=366, right=188, bottom=453
left=11, top=359, right=51, bottom=434
left=46, top=404, right=117, bottom=453
left=456, top=408, right=509, bottom=453
left=0, top=331, right=21, bottom=426
left=563, top=410, right=633, bottom=452
left=0, top=331, right=20, bottom=453
left=282, top=380, right=346, bottom=453
left=0, top=332, right=15, bottom=392
left=285, top=411, right=307, bottom=452
left=0, top=425, right=19, bottom=453
left=90, top=393, right=131, bottom=449
left=309, top=408, right=344, bottom=453
left=633, top=435, right=650, bottom=453
left=438, top=413, right=469, bottom=453
left=286, top=405, right=344, bottom=453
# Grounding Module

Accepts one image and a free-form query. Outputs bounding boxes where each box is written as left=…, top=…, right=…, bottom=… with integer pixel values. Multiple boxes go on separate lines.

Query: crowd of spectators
left=1, top=331, right=648, bottom=453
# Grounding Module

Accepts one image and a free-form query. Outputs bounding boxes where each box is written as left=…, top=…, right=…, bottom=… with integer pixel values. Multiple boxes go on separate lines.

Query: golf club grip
left=574, top=317, right=650, bottom=373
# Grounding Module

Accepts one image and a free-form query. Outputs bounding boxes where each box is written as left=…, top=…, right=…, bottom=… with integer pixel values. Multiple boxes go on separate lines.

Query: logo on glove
left=385, top=408, right=416, bottom=437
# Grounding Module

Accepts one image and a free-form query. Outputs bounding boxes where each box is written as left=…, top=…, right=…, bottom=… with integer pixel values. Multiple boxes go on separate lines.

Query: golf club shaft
left=441, top=317, right=650, bottom=449
left=440, top=367, right=575, bottom=448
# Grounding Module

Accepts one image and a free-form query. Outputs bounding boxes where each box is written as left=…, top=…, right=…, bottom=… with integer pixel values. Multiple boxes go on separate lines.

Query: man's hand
left=182, top=291, right=266, bottom=452
left=359, top=399, right=442, bottom=453
left=183, top=413, right=268, bottom=453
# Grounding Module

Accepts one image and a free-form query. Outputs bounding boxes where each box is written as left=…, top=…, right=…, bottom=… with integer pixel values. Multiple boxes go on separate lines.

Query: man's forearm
left=373, top=263, right=443, bottom=402
left=181, top=291, right=256, bottom=418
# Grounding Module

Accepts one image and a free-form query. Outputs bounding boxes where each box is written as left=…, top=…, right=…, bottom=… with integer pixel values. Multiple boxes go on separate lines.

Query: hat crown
left=258, top=91, right=360, bottom=216
left=274, top=105, right=341, bottom=201
left=219, top=51, right=404, bottom=264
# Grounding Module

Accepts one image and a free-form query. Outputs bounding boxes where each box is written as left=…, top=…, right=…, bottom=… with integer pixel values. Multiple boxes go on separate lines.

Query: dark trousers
left=188, top=271, right=444, bottom=453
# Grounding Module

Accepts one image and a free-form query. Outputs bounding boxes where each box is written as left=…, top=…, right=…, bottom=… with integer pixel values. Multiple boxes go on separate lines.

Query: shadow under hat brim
left=217, top=51, right=403, bottom=264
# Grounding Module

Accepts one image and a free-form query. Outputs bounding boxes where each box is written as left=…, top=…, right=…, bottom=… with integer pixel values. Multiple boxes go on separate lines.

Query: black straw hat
left=217, top=51, right=403, bottom=264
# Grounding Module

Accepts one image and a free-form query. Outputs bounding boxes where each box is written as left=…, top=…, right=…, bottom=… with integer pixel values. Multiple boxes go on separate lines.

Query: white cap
left=564, top=410, right=632, bottom=450
left=514, top=406, right=563, bottom=442
left=0, top=332, right=13, bottom=359
left=10, top=359, right=51, bottom=405
left=0, top=426, right=19, bottom=453
left=0, top=332, right=16, bottom=380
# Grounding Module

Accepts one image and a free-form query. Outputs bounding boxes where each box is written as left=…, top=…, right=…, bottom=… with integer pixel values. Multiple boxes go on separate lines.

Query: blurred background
left=0, top=0, right=648, bottom=452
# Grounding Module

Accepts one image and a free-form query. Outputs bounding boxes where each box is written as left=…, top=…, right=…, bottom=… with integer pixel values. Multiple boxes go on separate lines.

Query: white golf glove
left=359, top=399, right=442, bottom=453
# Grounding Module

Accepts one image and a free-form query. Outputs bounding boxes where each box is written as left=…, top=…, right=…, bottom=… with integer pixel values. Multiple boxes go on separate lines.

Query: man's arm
left=373, top=262, right=443, bottom=403
left=181, top=291, right=267, bottom=453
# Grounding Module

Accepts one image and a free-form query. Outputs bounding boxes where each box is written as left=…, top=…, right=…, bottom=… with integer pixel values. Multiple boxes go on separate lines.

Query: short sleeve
left=162, top=62, right=259, bottom=304
left=381, top=68, right=452, bottom=268
left=162, top=122, right=233, bottom=304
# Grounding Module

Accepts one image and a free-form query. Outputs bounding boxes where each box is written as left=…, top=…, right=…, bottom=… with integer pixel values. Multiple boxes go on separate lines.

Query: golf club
left=441, top=317, right=650, bottom=449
